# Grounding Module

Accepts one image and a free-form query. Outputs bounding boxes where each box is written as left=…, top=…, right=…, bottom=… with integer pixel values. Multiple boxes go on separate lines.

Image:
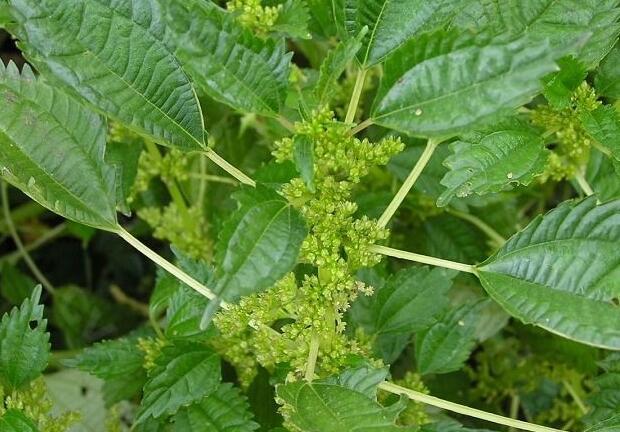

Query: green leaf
left=542, top=57, right=587, bottom=109
left=372, top=31, right=567, bottom=138
left=213, top=186, right=307, bottom=303
left=67, top=337, right=145, bottom=381
left=371, top=266, right=453, bottom=336
left=150, top=269, right=180, bottom=319
left=1, top=264, right=35, bottom=305
left=415, top=299, right=487, bottom=375
left=0, top=410, right=38, bottom=432
left=172, top=383, right=260, bottom=432
left=136, top=341, right=221, bottom=424
left=165, top=284, right=210, bottom=340
left=585, top=355, right=620, bottom=425
left=165, top=1, right=291, bottom=116
left=585, top=415, right=620, bottom=432
left=422, top=215, right=487, bottom=264
left=314, top=30, right=365, bottom=107
left=324, top=365, right=389, bottom=399
left=293, top=136, right=315, bottom=192
left=0, top=285, right=49, bottom=390
left=420, top=421, right=497, bottom=432
left=476, top=197, right=620, bottom=350
left=451, top=0, right=620, bottom=69
left=271, top=0, right=311, bottom=39
left=581, top=105, right=620, bottom=162
left=437, top=121, right=548, bottom=207
left=276, top=380, right=415, bottom=431
left=0, top=61, right=118, bottom=231
left=587, top=150, right=620, bottom=202
left=595, top=45, right=620, bottom=99
left=5, top=0, right=205, bottom=151
left=105, top=139, right=143, bottom=216
left=344, top=0, right=462, bottom=66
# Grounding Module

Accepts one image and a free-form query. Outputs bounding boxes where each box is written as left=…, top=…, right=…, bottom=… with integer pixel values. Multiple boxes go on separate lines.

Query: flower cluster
left=213, top=109, right=403, bottom=384
left=227, top=0, right=281, bottom=36
left=0, top=378, right=80, bottom=431
left=532, top=82, right=601, bottom=181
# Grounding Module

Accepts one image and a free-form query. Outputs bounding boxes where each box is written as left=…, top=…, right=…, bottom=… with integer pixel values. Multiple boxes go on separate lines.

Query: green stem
left=1, top=182, right=55, bottom=295
left=574, top=171, right=595, bottom=198
left=562, top=380, right=588, bottom=414
left=277, top=115, right=295, bottom=132
left=115, top=225, right=226, bottom=306
left=189, top=173, right=239, bottom=186
left=0, top=223, right=66, bottom=265
left=145, top=141, right=189, bottom=213
left=371, top=245, right=475, bottom=274
left=0, top=201, right=45, bottom=234
left=305, top=333, right=320, bottom=382
left=205, top=148, right=256, bottom=187
left=345, top=67, right=368, bottom=124
left=447, top=208, right=506, bottom=247
left=509, top=393, right=521, bottom=432
left=351, top=118, right=374, bottom=135
left=378, top=138, right=440, bottom=228
left=378, top=382, right=564, bottom=432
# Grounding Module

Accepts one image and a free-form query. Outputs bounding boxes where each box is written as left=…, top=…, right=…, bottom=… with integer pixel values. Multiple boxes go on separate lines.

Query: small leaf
left=271, top=0, right=311, bottom=39
left=166, top=284, right=210, bottom=340
left=276, top=379, right=415, bottom=431
left=172, top=383, right=260, bottom=432
left=0, top=410, right=38, bottom=432
left=213, top=186, right=307, bottom=303
left=314, top=30, right=365, bottom=107
left=136, top=341, right=221, bottom=423
left=585, top=354, right=620, bottom=425
left=166, top=1, right=291, bottom=116
left=415, top=300, right=487, bottom=375
left=0, top=61, right=118, bottom=231
left=344, top=0, right=462, bottom=66
left=542, top=57, right=587, bottom=109
left=105, top=139, right=143, bottom=216
left=437, top=121, right=548, bottom=206
left=595, top=45, right=620, bottom=99
left=476, top=197, right=620, bottom=350
left=372, top=31, right=568, bottom=138
left=587, top=150, right=620, bottom=202
left=0, top=285, right=49, bottom=390
left=581, top=105, right=620, bottom=162
left=324, top=365, right=390, bottom=399
left=5, top=0, right=205, bottom=151
left=293, top=136, right=315, bottom=192
left=67, top=337, right=145, bottom=381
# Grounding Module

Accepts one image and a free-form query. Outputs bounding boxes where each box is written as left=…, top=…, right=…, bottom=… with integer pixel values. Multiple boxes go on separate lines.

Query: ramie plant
left=0, top=0, right=619, bottom=432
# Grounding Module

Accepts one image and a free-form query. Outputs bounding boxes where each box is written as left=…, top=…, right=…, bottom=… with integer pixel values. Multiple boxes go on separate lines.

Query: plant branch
left=370, top=245, right=475, bottom=274
left=0, top=223, right=66, bottom=265
left=277, top=115, right=295, bottom=132
left=115, top=225, right=227, bottom=307
left=562, top=380, right=588, bottom=414
left=350, top=118, right=374, bottom=135
left=378, top=138, right=440, bottom=228
left=205, top=148, right=256, bottom=187
left=1, top=182, right=56, bottom=295
left=447, top=208, right=507, bottom=247
left=188, top=173, right=239, bottom=186
left=345, top=67, right=368, bottom=124
left=145, top=141, right=189, bottom=214
left=378, top=382, right=564, bottom=432
left=109, top=284, right=149, bottom=317
left=574, top=171, right=595, bottom=198
left=305, top=333, right=320, bottom=382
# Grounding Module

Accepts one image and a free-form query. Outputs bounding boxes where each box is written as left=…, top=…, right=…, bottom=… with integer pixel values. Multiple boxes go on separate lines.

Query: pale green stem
left=447, top=208, right=506, bottom=247
left=115, top=225, right=227, bottom=307
left=562, top=380, right=588, bottom=414
left=378, top=138, right=440, bottom=228
left=197, top=154, right=208, bottom=208
left=277, top=115, right=295, bottom=132
left=371, top=245, right=475, bottom=274
left=509, top=393, right=521, bottom=432
left=351, top=118, right=374, bottom=135
left=305, top=333, right=320, bottom=382
left=145, top=141, right=189, bottom=213
left=345, top=67, right=368, bottom=124
left=189, top=173, right=239, bottom=186
left=205, top=148, right=256, bottom=187
left=574, top=171, right=595, bottom=198
left=0, top=223, right=66, bottom=265
left=378, top=382, right=565, bottom=432
left=1, top=182, right=55, bottom=295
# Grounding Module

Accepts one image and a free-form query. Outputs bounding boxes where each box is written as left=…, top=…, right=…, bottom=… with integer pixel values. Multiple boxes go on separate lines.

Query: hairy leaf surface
left=581, top=106, right=620, bottom=162
left=166, top=1, right=291, bottom=116
left=0, top=286, right=49, bottom=390
left=372, top=32, right=565, bottom=138
left=0, top=62, right=118, bottom=231
left=6, top=0, right=205, bottom=151
left=477, top=197, right=620, bottom=349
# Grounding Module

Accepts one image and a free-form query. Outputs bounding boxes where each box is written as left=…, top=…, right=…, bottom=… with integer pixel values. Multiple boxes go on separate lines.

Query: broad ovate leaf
left=172, top=383, right=260, bottom=432
left=415, top=300, right=487, bottom=375
left=0, top=61, right=118, bottom=231
left=213, top=186, right=307, bottom=303
left=476, top=197, right=620, bottom=350
left=0, top=285, right=49, bottom=390
left=5, top=0, right=205, bottom=151
left=372, top=32, right=567, bottom=138
left=437, top=121, right=548, bottom=206
left=277, top=380, right=415, bottom=431
left=344, top=0, right=461, bottom=66
left=135, top=341, right=221, bottom=423
left=166, top=1, right=291, bottom=117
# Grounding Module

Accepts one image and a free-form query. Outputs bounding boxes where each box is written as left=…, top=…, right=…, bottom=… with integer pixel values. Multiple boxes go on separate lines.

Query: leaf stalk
left=370, top=245, right=475, bottom=274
